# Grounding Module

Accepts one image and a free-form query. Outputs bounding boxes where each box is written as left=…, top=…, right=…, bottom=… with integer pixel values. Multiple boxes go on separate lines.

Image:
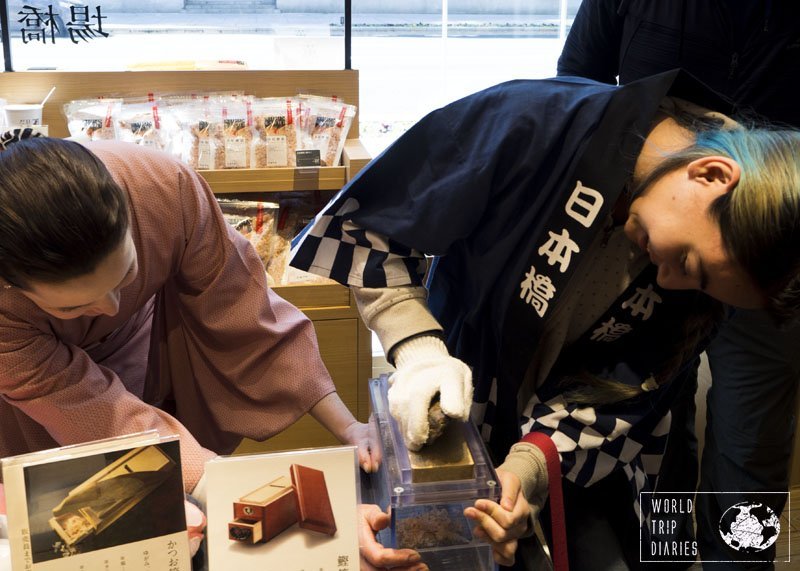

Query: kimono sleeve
left=0, top=310, right=216, bottom=493
left=155, top=164, right=336, bottom=451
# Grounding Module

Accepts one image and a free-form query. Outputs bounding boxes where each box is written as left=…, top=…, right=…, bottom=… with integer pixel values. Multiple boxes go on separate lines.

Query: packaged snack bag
left=64, top=98, right=122, bottom=141
left=252, top=98, right=297, bottom=168
left=220, top=97, right=254, bottom=169
left=298, top=95, right=356, bottom=167
left=217, top=198, right=280, bottom=278
left=116, top=94, right=175, bottom=152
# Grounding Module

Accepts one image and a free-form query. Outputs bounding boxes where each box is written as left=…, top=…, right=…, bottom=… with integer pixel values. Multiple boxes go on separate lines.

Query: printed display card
left=2, top=431, right=190, bottom=571
left=205, top=445, right=360, bottom=571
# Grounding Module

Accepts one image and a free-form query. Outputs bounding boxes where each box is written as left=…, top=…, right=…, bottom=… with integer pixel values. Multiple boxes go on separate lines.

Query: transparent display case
left=363, top=375, right=501, bottom=571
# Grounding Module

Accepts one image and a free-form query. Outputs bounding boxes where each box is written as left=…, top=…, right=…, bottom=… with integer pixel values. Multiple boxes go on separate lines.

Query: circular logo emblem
left=718, top=502, right=780, bottom=553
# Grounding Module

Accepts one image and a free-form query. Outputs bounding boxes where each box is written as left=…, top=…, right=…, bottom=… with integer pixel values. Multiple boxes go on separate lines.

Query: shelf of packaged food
left=198, top=139, right=371, bottom=193
left=200, top=166, right=346, bottom=193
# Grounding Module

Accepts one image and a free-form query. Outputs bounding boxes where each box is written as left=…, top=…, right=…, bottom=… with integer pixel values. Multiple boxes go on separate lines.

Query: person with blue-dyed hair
left=292, top=70, right=800, bottom=570
left=559, top=3, right=800, bottom=568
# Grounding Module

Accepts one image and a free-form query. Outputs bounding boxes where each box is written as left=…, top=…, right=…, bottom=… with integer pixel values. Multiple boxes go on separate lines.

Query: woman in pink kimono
left=0, top=134, right=376, bottom=499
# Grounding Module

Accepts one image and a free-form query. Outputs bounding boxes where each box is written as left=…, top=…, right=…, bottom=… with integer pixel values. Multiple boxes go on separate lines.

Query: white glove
left=389, top=335, right=473, bottom=451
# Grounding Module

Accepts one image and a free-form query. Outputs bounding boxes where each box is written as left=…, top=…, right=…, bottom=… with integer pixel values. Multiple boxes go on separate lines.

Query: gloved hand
left=389, top=335, right=473, bottom=451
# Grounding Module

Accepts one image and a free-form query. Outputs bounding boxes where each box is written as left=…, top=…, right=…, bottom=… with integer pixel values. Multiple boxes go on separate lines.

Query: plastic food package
left=116, top=94, right=176, bottom=152
left=173, top=97, right=224, bottom=170
left=64, top=98, right=122, bottom=142
left=217, top=199, right=279, bottom=281
left=220, top=98, right=254, bottom=169
left=298, top=94, right=357, bottom=167
left=252, top=98, right=297, bottom=168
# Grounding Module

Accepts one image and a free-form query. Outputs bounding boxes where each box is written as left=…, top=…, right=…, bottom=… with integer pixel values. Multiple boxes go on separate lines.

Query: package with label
left=299, top=95, right=357, bottom=167
left=64, top=98, right=122, bottom=142
left=217, top=198, right=279, bottom=280
left=116, top=94, right=177, bottom=153
left=173, top=96, right=224, bottom=170
left=220, top=97, right=254, bottom=169
left=252, top=97, right=297, bottom=168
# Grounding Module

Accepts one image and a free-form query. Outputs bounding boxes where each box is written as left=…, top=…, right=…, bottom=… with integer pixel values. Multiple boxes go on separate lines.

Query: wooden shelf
left=199, top=166, right=346, bottom=193
left=198, top=138, right=371, bottom=194
left=0, top=69, right=361, bottom=138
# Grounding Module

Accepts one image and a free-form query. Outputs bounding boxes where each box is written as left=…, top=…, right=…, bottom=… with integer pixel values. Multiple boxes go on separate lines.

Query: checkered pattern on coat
left=291, top=197, right=427, bottom=288
left=518, top=391, right=671, bottom=527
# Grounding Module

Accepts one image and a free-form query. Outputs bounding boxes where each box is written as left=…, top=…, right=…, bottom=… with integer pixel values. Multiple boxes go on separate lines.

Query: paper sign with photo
left=205, top=445, right=359, bottom=571
left=2, top=432, right=190, bottom=571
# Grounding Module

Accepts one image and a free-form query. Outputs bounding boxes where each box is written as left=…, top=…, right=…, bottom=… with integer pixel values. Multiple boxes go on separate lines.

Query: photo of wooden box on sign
left=206, top=445, right=359, bottom=570
left=228, top=476, right=297, bottom=544
left=48, top=445, right=177, bottom=548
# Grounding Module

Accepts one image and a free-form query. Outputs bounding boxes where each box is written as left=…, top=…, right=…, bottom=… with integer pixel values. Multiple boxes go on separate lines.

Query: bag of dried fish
left=252, top=98, right=297, bottom=168
left=220, top=98, right=254, bottom=169
left=173, top=97, right=223, bottom=170
left=64, top=98, right=122, bottom=142
left=300, top=95, right=356, bottom=167
left=116, top=94, right=174, bottom=152
left=217, top=198, right=280, bottom=282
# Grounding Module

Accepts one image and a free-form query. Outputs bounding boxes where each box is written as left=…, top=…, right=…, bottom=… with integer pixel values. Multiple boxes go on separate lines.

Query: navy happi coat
left=291, top=70, right=730, bottom=524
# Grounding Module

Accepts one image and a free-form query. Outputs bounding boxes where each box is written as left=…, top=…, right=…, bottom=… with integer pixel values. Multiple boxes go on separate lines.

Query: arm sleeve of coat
left=557, top=0, right=624, bottom=83
left=163, top=164, right=337, bottom=445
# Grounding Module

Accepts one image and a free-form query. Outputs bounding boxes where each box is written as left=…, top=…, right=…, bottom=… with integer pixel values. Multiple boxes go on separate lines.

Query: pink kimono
left=0, top=141, right=335, bottom=491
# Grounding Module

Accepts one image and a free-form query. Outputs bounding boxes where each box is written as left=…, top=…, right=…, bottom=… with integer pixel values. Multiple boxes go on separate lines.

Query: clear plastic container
left=363, top=375, right=501, bottom=571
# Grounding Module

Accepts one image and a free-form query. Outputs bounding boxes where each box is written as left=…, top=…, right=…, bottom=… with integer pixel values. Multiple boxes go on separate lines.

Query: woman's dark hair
left=0, top=137, right=129, bottom=289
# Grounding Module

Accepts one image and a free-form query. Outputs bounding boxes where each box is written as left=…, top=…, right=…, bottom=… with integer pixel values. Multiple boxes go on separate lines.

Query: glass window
left=353, top=1, right=582, bottom=154
left=0, top=1, right=583, bottom=155
left=1, top=2, right=344, bottom=71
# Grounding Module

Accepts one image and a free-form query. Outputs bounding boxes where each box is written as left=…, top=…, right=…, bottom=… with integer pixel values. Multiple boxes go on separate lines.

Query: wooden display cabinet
left=0, top=70, right=374, bottom=451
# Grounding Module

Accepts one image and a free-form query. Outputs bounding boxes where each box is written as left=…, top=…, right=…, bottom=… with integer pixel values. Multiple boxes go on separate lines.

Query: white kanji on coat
left=590, top=317, right=633, bottom=342
left=565, top=180, right=604, bottom=228
left=621, top=283, right=662, bottom=320
left=520, top=265, right=556, bottom=317
left=538, top=229, right=580, bottom=273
